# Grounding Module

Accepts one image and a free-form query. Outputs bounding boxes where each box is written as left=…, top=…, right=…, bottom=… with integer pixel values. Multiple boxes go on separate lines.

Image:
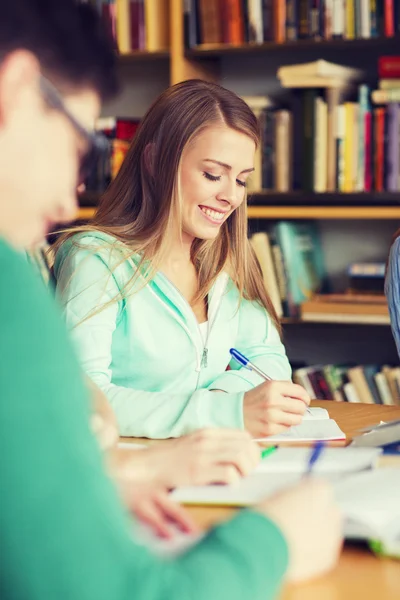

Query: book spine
left=302, top=89, right=317, bottom=191
left=286, top=0, right=298, bottom=40
left=198, top=0, right=222, bottom=43
left=370, top=0, right=378, bottom=35
left=275, top=110, right=292, bottom=191
left=298, top=0, right=311, bottom=37
left=346, top=0, right=356, bottom=38
left=274, top=0, right=286, bottom=41
left=221, top=0, right=245, bottom=44
left=102, top=1, right=118, bottom=47
left=248, top=0, right=264, bottom=42
left=376, top=0, right=385, bottom=34
left=262, top=0, right=275, bottom=40
left=374, top=107, right=385, bottom=191
left=386, top=103, right=399, bottom=190
left=261, top=110, right=276, bottom=189
left=343, top=103, right=354, bottom=192
left=384, top=0, right=395, bottom=35
left=364, top=110, right=373, bottom=191
left=336, top=104, right=346, bottom=190
left=269, top=229, right=290, bottom=317
left=291, top=91, right=303, bottom=191
left=332, top=0, right=345, bottom=37
left=325, top=0, right=334, bottom=37
left=310, top=0, right=322, bottom=37
left=357, top=85, right=369, bottom=190
left=360, top=0, right=371, bottom=36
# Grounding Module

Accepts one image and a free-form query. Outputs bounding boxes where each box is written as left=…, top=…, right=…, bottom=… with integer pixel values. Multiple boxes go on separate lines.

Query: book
left=242, top=95, right=273, bottom=192
left=198, top=0, right=222, bottom=43
left=220, top=0, right=245, bottom=44
left=378, top=56, right=400, bottom=79
left=277, top=60, right=363, bottom=81
left=247, top=0, right=264, bottom=42
left=250, top=232, right=283, bottom=317
left=144, top=0, right=170, bottom=51
left=372, top=88, right=400, bottom=103
left=116, top=0, right=131, bottom=53
left=272, top=221, right=326, bottom=318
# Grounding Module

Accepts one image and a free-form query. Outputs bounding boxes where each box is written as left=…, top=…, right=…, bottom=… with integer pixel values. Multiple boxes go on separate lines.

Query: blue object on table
left=305, top=440, right=326, bottom=475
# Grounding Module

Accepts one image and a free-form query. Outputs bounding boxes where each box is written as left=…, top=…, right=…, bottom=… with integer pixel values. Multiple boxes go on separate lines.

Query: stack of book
left=300, top=293, right=390, bottom=324
left=91, top=0, right=170, bottom=53
left=245, top=59, right=400, bottom=193
left=83, top=117, right=140, bottom=195
left=250, top=222, right=327, bottom=319
left=184, top=0, right=399, bottom=48
left=293, top=362, right=400, bottom=404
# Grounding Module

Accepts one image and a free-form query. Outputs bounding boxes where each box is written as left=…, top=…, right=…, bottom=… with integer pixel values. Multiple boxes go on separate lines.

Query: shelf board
left=281, top=317, right=390, bottom=326
left=77, top=207, right=96, bottom=220
left=118, top=50, right=170, bottom=62
left=186, top=35, right=400, bottom=58
left=78, top=205, right=400, bottom=221
left=249, top=191, right=400, bottom=207
left=247, top=206, right=400, bottom=219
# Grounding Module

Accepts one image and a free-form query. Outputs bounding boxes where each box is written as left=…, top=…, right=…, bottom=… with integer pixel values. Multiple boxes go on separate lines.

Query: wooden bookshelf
left=78, top=203, right=400, bottom=221
left=118, top=50, right=170, bottom=62
left=186, top=35, right=400, bottom=58
left=281, top=317, right=390, bottom=326
left=247, top=206, right=400, bottom=219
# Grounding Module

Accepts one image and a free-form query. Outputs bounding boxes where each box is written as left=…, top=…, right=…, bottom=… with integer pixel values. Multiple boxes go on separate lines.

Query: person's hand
left=122, top=482, right=197, bottom=539
left=86, top=376, right=119, bottom=450
left=106, top=429, right=260, bottom=490
left=243, top=381, right=311, bottom=438
left=255, top=479, right=343, bottom=583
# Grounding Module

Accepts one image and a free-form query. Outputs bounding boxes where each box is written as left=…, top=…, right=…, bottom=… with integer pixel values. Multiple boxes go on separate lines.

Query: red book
left=378, top=56, right=400, bottom=78
left=274, top=0, right=286, bottom=42
left=384, top=0, right=395, bottom=37
left=374, top=108, right=385, bottom=192
left=220, top=0, right=245, bottom=44
left=130, top=0, right=145, bottom=51
left=364, top=111, right=372, bottom=192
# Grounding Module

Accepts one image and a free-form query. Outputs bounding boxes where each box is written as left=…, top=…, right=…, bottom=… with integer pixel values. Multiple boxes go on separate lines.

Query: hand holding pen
left=230, top=348, right=312, bottom=439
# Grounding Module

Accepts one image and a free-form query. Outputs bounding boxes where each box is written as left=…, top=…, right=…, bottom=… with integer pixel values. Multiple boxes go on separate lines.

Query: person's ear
left=143, top=142, right=155, bottom=176
left=0, top=50, right=41, bottom=126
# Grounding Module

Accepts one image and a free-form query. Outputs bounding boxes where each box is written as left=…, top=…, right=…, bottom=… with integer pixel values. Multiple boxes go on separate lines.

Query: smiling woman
left=52, top=79, right=310, bottom=440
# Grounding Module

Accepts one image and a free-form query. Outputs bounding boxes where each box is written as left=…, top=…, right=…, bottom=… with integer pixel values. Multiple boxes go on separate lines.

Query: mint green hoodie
left=54, top=232, right=291, bottom=438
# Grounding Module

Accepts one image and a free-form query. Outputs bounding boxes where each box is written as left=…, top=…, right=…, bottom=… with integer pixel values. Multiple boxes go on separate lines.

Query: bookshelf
left=77, top=1, right=400, bottom=388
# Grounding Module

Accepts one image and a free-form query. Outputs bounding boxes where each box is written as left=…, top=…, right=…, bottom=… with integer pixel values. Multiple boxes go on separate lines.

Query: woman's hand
left=107, top=428, right=260, bottom=491
left=255, top=479, right=343, bottom=582
left=243, top=380, right=311, bottom=438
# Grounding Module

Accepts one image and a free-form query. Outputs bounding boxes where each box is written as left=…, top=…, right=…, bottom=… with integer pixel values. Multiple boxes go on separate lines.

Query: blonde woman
left=54, top=80, right=310, bottom=439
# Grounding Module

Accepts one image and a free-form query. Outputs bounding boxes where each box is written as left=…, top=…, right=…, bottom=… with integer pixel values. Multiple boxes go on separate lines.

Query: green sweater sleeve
left=0, top=238, right=288, bottom=600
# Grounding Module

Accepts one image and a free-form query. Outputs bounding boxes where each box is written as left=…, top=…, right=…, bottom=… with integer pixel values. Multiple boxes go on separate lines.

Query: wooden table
left=185, top=402, right=400, bottom=600
left=123, top=401, right=400, bottom=598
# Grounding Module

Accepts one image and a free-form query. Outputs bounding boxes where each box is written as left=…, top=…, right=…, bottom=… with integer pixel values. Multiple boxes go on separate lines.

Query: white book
left=277, top=60, right=362, bottom=81
left=343, top=381, right=361, bottom=403
left=374, top=372, right=395, bottom=406
left=247, top=0, right=263, bottom=43
left=360, top=0, right=371, bottom=38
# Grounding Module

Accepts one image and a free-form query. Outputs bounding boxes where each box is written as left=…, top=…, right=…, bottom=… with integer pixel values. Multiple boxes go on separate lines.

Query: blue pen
left=305, top=440, right=325, bottom=476
left=229, top=348, right=311, bottom=413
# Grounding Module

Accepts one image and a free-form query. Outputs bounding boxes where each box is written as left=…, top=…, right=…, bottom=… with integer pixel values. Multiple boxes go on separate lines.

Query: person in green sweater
left=0, top=1, right=342, bottom=597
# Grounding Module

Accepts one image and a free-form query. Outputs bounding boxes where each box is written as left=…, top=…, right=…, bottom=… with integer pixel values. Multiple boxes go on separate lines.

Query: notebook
left=255, top=418, right=346, bottom=442
left=171, top=447, right=381, bottom=506
left=144, top=467, right=400, bottom=557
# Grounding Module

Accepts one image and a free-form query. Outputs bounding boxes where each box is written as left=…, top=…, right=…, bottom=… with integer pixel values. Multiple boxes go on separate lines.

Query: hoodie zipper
left=149, top=274, right=227, bottom=387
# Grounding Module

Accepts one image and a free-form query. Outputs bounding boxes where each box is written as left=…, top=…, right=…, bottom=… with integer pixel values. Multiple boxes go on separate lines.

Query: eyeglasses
left=39, top=75, right=110, bottom=185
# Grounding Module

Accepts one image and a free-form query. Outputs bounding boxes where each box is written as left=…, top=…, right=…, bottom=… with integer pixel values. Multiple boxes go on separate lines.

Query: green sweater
left=0, top=237, right=288, bottom=600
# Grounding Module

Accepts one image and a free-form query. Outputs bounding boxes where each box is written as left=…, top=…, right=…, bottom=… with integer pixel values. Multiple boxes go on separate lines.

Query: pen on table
left=261, top=446, right=277, bottom=459
left=229, top=348, right=312, bottom=414
left=305, top=440, right=325, bottom=476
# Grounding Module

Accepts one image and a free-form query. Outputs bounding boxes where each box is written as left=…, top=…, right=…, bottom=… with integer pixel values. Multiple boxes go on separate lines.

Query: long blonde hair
left=54, top=79, right=281, bottom=333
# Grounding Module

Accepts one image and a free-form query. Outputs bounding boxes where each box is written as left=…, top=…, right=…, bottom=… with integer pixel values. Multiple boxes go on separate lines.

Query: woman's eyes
left=203, top=172, right=247, bottom=188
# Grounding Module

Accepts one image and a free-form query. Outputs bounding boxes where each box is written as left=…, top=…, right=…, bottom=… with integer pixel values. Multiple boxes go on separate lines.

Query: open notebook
left=170, top=447, right=382, bottom=506
left=255, top=406, right=346, bottom=442
left=139, top=467, right=400, bottom=558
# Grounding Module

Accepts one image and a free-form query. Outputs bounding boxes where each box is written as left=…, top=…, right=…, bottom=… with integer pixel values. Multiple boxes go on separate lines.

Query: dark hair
left=0, top=0, right=118, bottom=101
